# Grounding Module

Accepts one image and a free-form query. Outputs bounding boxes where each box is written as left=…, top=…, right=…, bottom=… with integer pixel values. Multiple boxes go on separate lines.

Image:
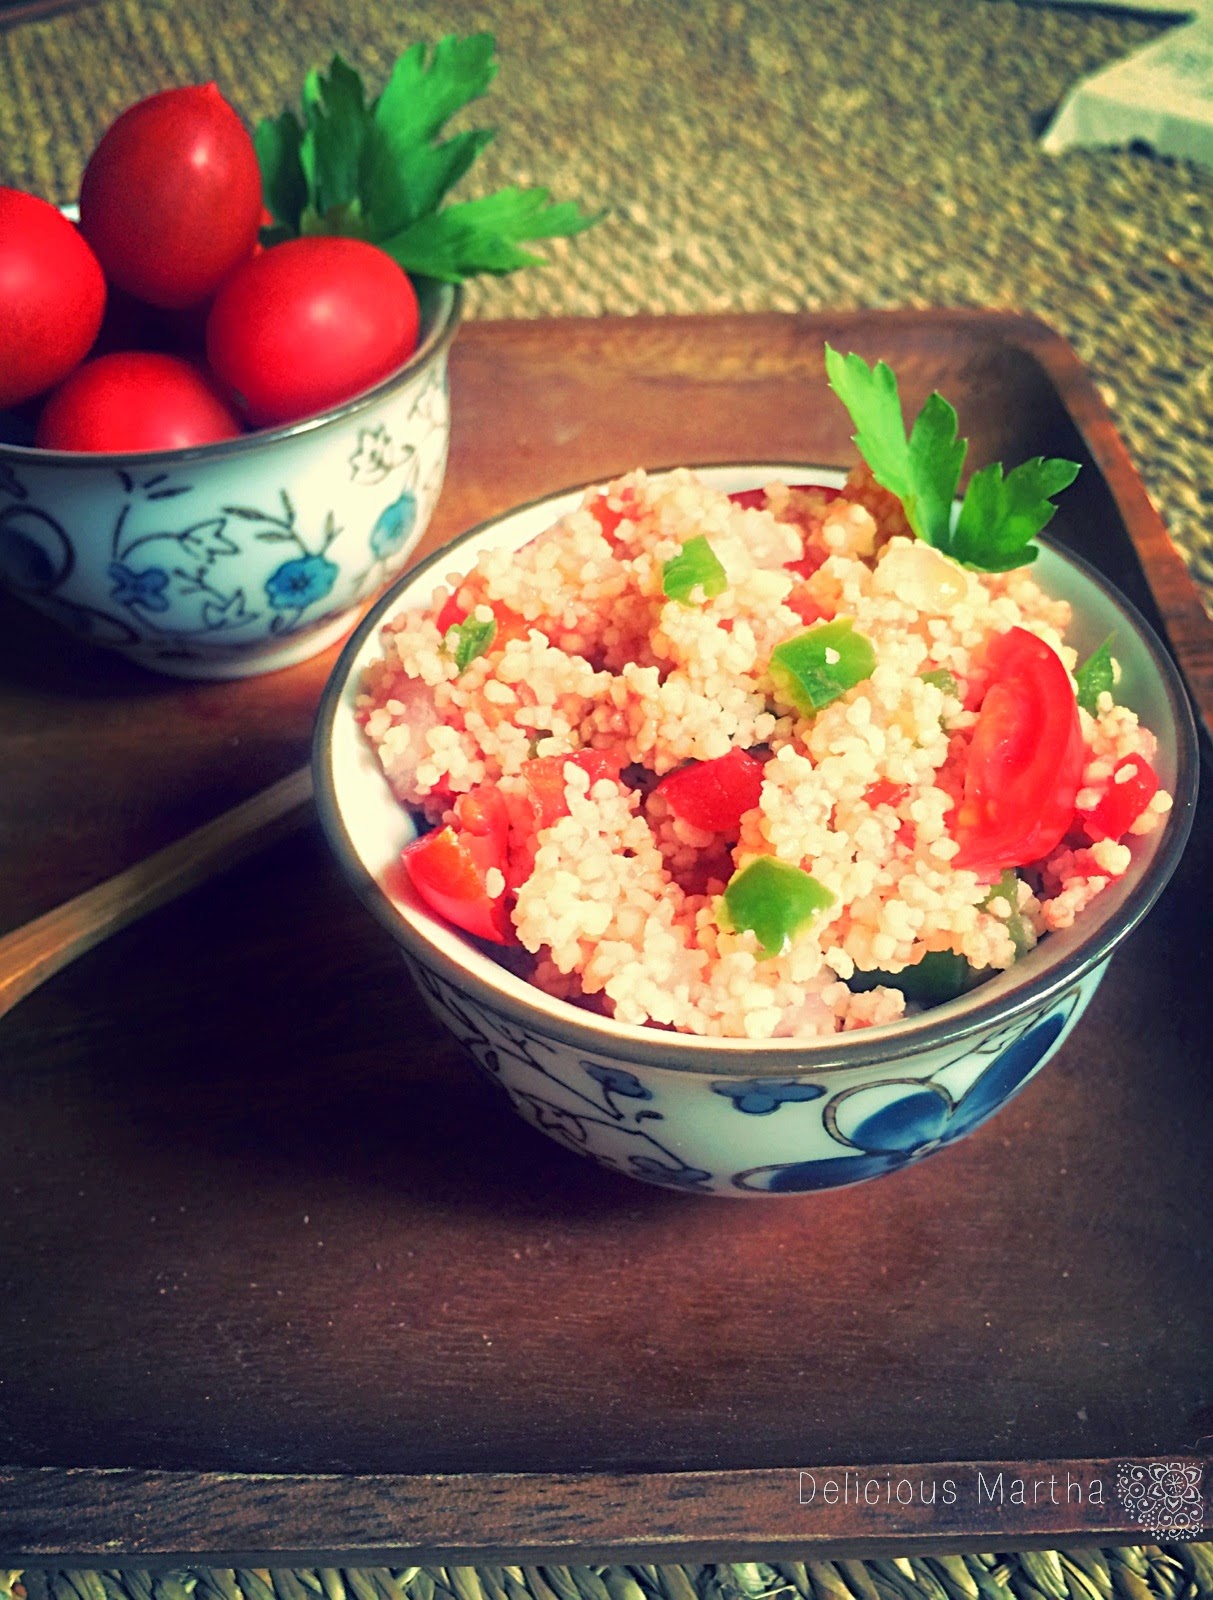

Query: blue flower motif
left=629, top=1155, right=714, bottom=1191
left=837, top=1012, right=1068, bottom=1158
left=712, top=1078, right=826, bottom=1115
left=108, top=560, right=171, bottom=613
left=735, top=1151, right=909, bottom=1193
left=583, top=1062, right=654, bottom=1120
left=264, top=553, right=339, bottom=611
left=584, top=1063, right=652, bottom=1101
left=369, top=491, right=417, bottom=559
left=731, top=1011, right=1069, bottom=1195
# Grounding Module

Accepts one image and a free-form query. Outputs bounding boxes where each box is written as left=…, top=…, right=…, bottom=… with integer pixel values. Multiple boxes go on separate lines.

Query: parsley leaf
left=823, top=345, right=964, bottom=546
left=300, top=55, right=372, bottom=223
left=1074, top=633, right=1118, bottom=714
left=382, top=187, right=601, bottom=282
left=363, top=34, right=497, bottom=236
left=255, top=111, right=308, bottom=236
left=255, top=34, right=602, bottom=281
left=950, top=457, right=1081, bottom=572
left=824, top=345, right=1081, bottom=572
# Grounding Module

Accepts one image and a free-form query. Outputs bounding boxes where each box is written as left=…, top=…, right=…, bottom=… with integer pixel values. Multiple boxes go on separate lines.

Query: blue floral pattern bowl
left=0, top=281, right=460, bottom=679
left=313, top=466, right=1199, bottom=1196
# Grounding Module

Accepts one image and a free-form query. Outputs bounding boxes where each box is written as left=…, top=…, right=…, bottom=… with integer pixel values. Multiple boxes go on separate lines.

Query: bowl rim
left=313, top=463, right=1201, bottom=1076
left=0, top=279, right=463, bottom=469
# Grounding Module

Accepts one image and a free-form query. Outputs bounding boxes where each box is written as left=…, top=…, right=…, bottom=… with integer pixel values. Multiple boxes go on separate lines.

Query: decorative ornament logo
left=1116, top=1462, right=1205, bottom=1541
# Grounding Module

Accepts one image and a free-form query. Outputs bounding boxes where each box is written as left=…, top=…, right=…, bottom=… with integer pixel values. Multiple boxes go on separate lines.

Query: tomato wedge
left=655, top=746, right=764, bottom=834
left=951, top=627, right=1083, bottom=878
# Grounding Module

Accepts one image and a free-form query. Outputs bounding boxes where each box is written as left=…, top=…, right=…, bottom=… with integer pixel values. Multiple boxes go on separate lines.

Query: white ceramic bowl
left=313, top=466, right=1199, bottom=1196
left=0, top=282, right=460, bottom=679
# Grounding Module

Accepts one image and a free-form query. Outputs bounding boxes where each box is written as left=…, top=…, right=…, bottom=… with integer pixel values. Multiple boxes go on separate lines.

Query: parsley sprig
left=256, top=35, right=603, bottom=282
left=824, top=345, right=1081, bottom=572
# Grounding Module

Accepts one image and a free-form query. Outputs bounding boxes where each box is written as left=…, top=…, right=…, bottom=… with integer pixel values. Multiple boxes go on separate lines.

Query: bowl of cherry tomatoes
left=0, top=85, right=460, bottom=679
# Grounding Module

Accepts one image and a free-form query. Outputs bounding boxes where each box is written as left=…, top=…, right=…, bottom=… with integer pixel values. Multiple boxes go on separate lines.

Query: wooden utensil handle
left=0, top=764, right=314, bottom=1021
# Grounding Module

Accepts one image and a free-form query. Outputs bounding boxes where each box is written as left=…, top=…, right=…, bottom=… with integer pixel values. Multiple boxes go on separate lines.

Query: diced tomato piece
left=952, top=627, right=1084, bottom=878
left=487, top=603, right=533, bottom=650
left=786, top=588, right=827, bottom=625
left=521, top=749, right=626, bottom=833
left=865, top=780, right=910, bottom=810
left=436, top=592, right=531, bottom=652
left=454, top=785, right=511, bottom=855
left=1080, top=754, right=1159, bottom=842
left=587, top=489, right=638, bottom=543
left=786, top=547, right=828, bottom=580
left=655, top=746, right=765, bottom=834
left=505, top=750, right=627, bottom=891
left=727, top=483, right=843, bottom=514
left=435, top=592, right=466, bottom=633
left=401, top=819, right=512, bottom=944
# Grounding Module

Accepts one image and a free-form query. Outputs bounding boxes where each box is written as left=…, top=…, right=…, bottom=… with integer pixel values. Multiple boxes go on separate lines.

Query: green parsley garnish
left=662, top=535, right=727, bottom=605
left=445, top=614, right=497, bottom=672
left=256, top=36, right=602, bottom=281
left=824, top=344, right=1080, bottom=573
left=1074, top=633, right=1117, bottom=715
left=720, top=857, right=835, bottom=959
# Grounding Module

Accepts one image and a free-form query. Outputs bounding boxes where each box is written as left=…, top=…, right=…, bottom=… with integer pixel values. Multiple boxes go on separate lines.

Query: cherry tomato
left=401, top=821, right=512, bottom=944
left=951, top=626, right=1083, bottom=878
left=0, top=189, right=107, bottom=409
left=655, top=746, right=765, bottom=834
left=206, top=237, right=421, bottom=427
left=1080, top=754, right=1159, bottom=842
left=79, top=84, right=262, bottom=310
left=36, top=352, right=242, bottom=453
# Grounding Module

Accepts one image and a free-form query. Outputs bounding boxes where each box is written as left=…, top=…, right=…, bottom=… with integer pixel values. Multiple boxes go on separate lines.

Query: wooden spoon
left=0, top=764, right=313, bottom=1021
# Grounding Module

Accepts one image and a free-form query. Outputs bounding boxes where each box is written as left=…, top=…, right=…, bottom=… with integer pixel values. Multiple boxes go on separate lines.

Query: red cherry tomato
left=0, top=189, right=107, bottom=409
left=655, top=746, right=765, bottom=834
left=36, top=352, right=242, bottom=453
left=1081, top=754, right=1159, bottom=842
left=401, top=821, right=512, bottom=944
left=951, top=626, right=1084, bottom=878
left=206, top=237, right=421, bottom=427
left=79, top=84, right=262, bottom=310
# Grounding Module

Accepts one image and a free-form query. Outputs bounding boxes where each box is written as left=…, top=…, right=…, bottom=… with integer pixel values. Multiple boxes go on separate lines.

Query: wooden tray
left=1, top=312, right=1210, bottom=1567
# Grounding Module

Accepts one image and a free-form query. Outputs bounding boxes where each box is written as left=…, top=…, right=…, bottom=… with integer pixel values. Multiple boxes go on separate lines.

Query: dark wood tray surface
left=1, top=312, right=1210, bottom=1565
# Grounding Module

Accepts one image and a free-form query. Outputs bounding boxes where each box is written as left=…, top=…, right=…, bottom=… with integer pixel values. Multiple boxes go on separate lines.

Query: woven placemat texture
left=0, top=0, right=1210, bottom=606
left=6, top=1551, right=1213, bottom=1600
